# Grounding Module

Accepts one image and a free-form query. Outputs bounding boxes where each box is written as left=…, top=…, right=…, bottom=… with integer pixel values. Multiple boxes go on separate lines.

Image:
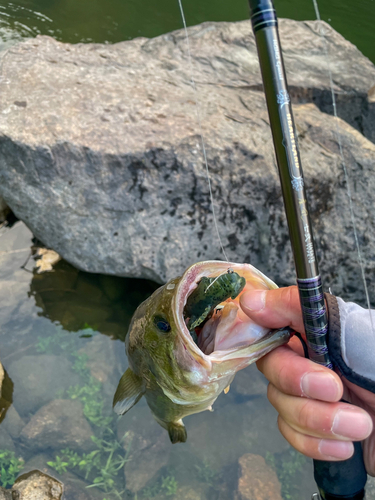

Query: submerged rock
left=117, top=402, right=171, bottom=493
left=235, top=454, right=282, bottom=500
left=1, top=405, right=25, bottom=439
left=0, top=21, right=374, bottom=301
left=19, top=399, right=94, bottom=453
left=12, top=470, right=63, bottom=500
left=8, top=355, right=80, bottom=416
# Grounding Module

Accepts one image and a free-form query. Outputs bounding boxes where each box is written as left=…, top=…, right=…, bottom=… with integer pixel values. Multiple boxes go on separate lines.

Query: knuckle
left=297, top=399, right=314, bottom=429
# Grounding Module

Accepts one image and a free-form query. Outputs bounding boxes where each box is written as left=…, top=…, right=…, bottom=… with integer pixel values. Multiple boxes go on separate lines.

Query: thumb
left=240, top=285, right=305, bottom=334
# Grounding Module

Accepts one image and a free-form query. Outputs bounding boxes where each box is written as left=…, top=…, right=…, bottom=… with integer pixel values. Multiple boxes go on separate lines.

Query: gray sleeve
left=326, top=294, right=375, bottom=393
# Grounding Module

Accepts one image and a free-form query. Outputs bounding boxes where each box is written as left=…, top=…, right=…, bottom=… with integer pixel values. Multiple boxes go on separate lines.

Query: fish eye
left=154, top=316, right=171, bottom=333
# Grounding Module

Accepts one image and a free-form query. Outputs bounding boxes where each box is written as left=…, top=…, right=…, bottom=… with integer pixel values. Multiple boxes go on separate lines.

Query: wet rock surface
left=235, top=454, right=282, bottom=500
left=8, top=355, right=80, bottom=416
left=0, top=21, right=374, bottom=299
left=12, top=470, right=63, bottom=500
left=19, top=399, right=94, bottom=453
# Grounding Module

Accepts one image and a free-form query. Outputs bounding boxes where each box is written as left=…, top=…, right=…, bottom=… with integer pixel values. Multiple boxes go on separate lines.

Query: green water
left=0, top=0, right=374, bottom=63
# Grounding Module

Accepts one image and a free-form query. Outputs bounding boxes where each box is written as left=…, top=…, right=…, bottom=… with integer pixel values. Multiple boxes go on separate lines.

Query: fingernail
left=319, top=439, right=354, bottom=460
left=241, top=290, right=267, bottom=312
left=332, top=408, right=373, bottom=440
left=301, top=372, right=341, bottom=401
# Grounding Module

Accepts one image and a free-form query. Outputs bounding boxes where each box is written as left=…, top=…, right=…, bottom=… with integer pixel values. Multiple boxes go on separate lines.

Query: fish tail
left=168, top=420, right=187, bottom=444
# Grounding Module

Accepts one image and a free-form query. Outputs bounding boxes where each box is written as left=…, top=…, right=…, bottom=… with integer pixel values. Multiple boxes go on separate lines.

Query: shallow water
left=0, top=0, right=374, bottom=63
left=0, top=221, right=318, bottom=499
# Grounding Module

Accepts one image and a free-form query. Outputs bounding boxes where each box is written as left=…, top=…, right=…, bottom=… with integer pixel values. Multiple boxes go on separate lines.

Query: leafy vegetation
left=0, top=450, right=24, bottom=488
left=48, top=432, right=130, bottom=497
left=142, top=475, right=178, bottom=498
left=195, top=458, right=220, bottom=486
left=266, top=449, right=307, bottom=500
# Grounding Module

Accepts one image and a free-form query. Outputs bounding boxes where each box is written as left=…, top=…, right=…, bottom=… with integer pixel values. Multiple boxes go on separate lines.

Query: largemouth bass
left=113, top=261, right=291, bottom=443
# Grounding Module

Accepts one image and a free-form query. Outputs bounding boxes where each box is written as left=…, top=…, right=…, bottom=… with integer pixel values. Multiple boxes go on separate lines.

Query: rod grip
left=314, top=442, right=367, bottom=499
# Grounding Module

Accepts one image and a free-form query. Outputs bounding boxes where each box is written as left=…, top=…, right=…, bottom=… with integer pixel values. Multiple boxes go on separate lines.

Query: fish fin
left=168, top=420, right=187, bottom=444
left=113, top=368, right=144, bottom=415
left=224, top=385, right=230, bottom=394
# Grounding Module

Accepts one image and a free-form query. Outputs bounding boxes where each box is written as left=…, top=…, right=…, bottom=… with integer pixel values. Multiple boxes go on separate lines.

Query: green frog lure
left=184, top=269, right=246, bottom=342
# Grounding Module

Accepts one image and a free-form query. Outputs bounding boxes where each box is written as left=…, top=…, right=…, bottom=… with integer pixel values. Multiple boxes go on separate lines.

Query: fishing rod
left=247, top=0, right=368, bottom=498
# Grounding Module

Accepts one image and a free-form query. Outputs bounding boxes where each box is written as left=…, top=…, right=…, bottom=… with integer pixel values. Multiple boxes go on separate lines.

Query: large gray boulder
left=0, top=20, right=374, bottom=302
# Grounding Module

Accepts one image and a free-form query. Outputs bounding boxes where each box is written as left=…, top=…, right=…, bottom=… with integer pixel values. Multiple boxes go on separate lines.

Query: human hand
left=240, top=286, right=375, bottom=475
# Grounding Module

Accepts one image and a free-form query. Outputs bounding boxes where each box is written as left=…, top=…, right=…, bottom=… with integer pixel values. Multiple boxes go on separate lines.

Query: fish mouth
left=173, top=261, right=291, bottom=371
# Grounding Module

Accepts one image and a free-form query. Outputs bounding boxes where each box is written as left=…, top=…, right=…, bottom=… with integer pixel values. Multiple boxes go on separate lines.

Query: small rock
left=8, top=355, right=80, bottom=416
left=232, top=364, right=268, bottom=397
left=235, top=454, right=282, bottom=500
left=19, top=399, right=94, bottom=453
left=12, top=470, right=63, bottom=500
left=34, top=248, right=61, bottom=273
left=1, top=406, right=25, bottom=439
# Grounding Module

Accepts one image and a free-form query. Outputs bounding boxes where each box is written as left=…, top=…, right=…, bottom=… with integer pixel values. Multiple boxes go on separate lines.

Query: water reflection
left=29, top=259, right=158, bottom=341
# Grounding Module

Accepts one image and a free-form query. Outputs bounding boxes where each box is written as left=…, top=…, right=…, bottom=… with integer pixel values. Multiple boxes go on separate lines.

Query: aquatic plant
left=48, top=432, right=129, bottom=496
left=0, top=450, right=24, bottom=488
left=142, top=475, right=178, bottom=498
left=266, top=449, right=307, bottom=500
left=195, top=458, right=219, bottom=486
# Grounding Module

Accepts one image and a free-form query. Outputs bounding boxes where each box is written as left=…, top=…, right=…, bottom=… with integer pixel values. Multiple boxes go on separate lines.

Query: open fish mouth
left=173, top=261, right=291, bottom=369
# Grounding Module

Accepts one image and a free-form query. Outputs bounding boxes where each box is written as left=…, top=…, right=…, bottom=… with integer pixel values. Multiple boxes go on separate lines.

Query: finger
left=278, top=416, right=355, bottom=461
left=240, top=286, right=305, bottom=333
left=268, top=383, right=373, bottom=441
left=257, top=344, right=343, bottom=402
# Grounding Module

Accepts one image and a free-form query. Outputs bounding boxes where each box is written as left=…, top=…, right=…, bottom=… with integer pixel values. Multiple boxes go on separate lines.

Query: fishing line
left=312, top=0, right=374, bottom=332
left=177, top=0, right=229, bottom=263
